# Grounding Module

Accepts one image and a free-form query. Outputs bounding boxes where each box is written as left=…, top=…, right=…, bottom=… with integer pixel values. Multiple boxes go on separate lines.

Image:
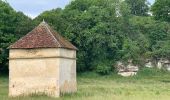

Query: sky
left=5, top=0, right=155, bottom=19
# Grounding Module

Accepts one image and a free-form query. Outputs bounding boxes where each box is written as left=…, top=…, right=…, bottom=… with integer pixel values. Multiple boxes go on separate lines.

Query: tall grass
left=0, top=68, right=170, bottom=100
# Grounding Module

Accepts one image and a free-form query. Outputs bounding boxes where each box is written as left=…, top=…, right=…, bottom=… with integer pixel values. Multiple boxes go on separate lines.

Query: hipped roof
left=9, top=21, right=77, bottom=50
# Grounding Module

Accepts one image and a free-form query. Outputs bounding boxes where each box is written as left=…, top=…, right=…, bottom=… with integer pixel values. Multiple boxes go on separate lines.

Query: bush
left=137, top=67, right=168, bottom=77
left=96, top=63, right=111, bottom=75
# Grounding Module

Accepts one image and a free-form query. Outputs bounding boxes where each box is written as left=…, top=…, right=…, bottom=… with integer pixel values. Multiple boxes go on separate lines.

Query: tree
left=119, top=39, right=141, bottom=64
left=129, top=16, right=170, bottom=59
left=151, top=24, right=170, bottom=59
left=151, top=0, right=170, bottom=22
left=34, top=8, right=65, bottom=34
left=0, top=0, right=33, bottom=74
left=34, top=0, right=132, bottom=73
left=0, top=32, right=16, bottom=73
left=125, top=0, right=149, bottom=16
left=63, top=0, right=133, bottom=72
left=1, top=0, right=169, bottom=74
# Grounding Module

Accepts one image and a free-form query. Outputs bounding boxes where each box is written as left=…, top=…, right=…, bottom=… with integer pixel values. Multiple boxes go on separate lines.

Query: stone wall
left=116, top=61, right=139, bottom=77
left=145, top=59, right=170, bottom=71
left=59, top=48, right=77, bottom=93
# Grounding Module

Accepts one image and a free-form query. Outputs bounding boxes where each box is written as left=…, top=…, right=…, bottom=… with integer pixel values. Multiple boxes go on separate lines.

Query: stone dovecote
left=9, top=21, right=77, bottom=97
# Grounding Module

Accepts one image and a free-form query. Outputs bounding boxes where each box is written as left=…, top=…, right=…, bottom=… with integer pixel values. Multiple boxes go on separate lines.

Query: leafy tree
left=33, top=0, right=169, bottom=72
left=151, top=26, right=170, bottom=59
left=96, top=61, right=112, bottom=75
left=63, top=0, right=132, bottom=72
left=0, top=0, right=170, bottom=74
left=125, top=0, right=149, bottom=16
left=0, top=0, right=33, bottom=74
left=119, top=39, right=141, bottom=64
left=131, top=17, right=168, bottom=45
left=14, top=12, right=34, bottom=38
left=152, top=40, right=170, bottom=59
left=34, top=8, right=66, bottom=34
left=0, top=31, right=16, bottom=73
left=34, top=0, right=132, bottom=73
left=151, top=0, right=170, bottom=22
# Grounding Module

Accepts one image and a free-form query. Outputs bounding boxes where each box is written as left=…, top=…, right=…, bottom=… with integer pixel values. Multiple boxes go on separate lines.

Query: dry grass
left=0, top=68, right=170, bottom=100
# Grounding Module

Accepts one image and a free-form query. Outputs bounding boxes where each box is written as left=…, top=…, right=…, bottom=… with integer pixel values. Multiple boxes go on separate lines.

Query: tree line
left=0, top=0, right=170, bottom=74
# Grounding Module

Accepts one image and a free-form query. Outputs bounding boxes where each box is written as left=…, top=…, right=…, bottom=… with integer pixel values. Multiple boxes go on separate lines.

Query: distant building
left=9, top=21, right=77, bottom=97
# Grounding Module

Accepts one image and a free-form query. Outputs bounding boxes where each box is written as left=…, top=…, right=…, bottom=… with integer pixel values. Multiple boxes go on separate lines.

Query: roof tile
left=9, top=21, right=77, bottom=50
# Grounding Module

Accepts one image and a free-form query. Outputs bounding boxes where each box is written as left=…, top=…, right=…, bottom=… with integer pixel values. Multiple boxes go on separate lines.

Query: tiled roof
left=9, top=21, right=77, bottom=50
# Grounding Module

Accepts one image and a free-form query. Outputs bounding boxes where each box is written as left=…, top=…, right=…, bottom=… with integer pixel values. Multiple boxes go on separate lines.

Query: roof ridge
left=43, top=23, right=61, bottom=47
left=9, top=21, right=77, bottom=50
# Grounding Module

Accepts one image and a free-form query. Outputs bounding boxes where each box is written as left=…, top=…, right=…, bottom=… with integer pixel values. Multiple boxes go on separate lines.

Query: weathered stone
left=163, top=62, right=170, bottom=71
left=116, top=61, right=126, bottom=72
left=157, top=59, right=170, bottom=70
left=157, top=60, right=163, bottom=69
left=116, top=61, right=139, bottom=77
left=167, top=67, right=170, bottom=71
left=127, top=64, right=139, bottom=72
left=118, top=72, right=137, bottom=77
left=9, top=48, right=77, bottom=97
left=145, top=61, right=153, bottom=68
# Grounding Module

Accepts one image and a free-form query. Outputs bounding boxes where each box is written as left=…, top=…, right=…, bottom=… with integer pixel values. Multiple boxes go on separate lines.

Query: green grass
left=0, top=68, right=170, bottom=100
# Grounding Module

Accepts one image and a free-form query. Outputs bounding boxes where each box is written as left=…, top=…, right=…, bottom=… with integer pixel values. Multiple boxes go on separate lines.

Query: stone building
left=9, top=21, right=77, bottom=97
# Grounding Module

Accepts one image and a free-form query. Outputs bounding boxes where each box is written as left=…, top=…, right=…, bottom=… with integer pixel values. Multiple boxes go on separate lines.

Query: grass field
left=0, top=68, right=170, bottom=100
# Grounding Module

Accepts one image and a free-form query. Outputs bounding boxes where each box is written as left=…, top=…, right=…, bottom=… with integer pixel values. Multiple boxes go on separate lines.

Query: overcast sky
left=6, top=0, right=155, bottom=19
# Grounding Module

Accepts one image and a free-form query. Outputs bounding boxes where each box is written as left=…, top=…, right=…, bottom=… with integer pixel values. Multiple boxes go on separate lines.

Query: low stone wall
left=116, top=61, right=139, bottom=77
left=116, top=58, right=170, bottom=77
left=118, top=72, right=137, bottom=77
left=144, top=59, right=170, bottom=71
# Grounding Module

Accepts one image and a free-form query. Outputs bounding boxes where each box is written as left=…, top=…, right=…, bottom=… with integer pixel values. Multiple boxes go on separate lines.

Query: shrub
left=96, top=63, right=111, bottom=75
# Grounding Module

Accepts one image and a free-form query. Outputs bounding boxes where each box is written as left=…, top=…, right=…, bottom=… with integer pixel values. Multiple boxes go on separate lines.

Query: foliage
left=0, top=0, right=33, bottom=73
left=125, top=0, right=149, bottom=16
left=151, top=0, right=170, bottom=22
left=0, top=0, right=170, bottom=74
left=34, top=0, right=131, bottom=72
left=95, top=60, right=112, bottom=75
left=96, top=64, right=111, bottom=75
left=137, top=67, right=169, bottom=77
left=119, top=39, right=141, bottom=64
left=34, top=8, right=65, bottom=33
left=152, top=40, right=170, bottom=59
left=129, top=16, right=170, bottom=59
